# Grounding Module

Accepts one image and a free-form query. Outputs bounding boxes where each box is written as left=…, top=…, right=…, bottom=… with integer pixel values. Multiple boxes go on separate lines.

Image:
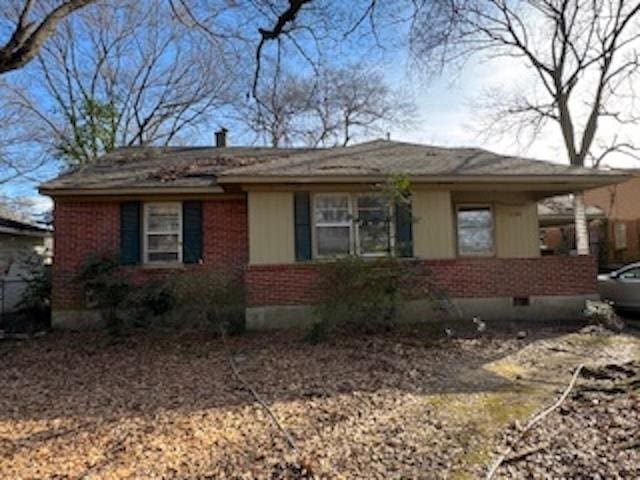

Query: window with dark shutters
left=182, top=201, right=203, bottom=264
left=120, top=202, right=141, bottom=265
left=294, top=192, right=312, bottom=261
left=394, top=199, right=413, bottom=257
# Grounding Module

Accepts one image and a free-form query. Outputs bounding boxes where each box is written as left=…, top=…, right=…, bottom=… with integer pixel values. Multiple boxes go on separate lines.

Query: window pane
left=147, top=234, right=179, bottom=252
left=316, top=226, right=350, bottom=256
left=357, top=196, right=388, bottom=224
left=357, top=195, right=387, bottom=210
left=357, top=195, right=390, bottom=255
left=359, top=224, right=389, bottom=255
left=457, top=208, right=493, bottom=255
left=148, top=252, right=179, bottom=262
left=315, top=195, right=350, bottom=224
left=458, top=208, right=492, bottom=229
left=620, top=268, right=640, bottom=279
left=147, top=205, right=180, bottom=232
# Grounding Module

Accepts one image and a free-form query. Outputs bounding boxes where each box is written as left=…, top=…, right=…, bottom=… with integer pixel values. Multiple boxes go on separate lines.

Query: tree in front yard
left=410, top=0, right=640, bottom=254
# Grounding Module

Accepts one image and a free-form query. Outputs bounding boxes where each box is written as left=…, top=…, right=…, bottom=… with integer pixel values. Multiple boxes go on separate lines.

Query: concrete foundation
left=53, top=294, right=597, bottom=331
left=245, top=294, right=598, bottom=331
left=52, top=309, right=104, bottom=330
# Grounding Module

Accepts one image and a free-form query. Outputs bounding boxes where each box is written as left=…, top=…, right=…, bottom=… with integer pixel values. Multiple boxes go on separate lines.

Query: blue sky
left=3, top=1, right=639, bottom=217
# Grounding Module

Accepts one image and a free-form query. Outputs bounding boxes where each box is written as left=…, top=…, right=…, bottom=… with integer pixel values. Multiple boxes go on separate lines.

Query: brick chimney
left=215, top=128, right=228, bottom=148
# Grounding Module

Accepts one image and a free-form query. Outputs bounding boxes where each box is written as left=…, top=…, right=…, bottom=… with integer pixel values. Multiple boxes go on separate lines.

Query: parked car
left=598, top=262, right=640, bottom=312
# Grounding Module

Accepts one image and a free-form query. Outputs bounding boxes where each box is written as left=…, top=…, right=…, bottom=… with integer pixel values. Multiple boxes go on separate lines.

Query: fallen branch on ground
left=485, top=363, right=584, bottom=480
left=504, top=442, right=550, bottom=463
left=221, top=330, right=297, bottom=451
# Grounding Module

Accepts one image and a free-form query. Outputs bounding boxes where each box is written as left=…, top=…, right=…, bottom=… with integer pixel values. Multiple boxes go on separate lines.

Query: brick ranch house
left=39, top=138, right=628, bottom=330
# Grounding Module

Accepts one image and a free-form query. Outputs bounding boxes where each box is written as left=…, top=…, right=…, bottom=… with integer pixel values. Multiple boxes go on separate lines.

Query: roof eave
left=0, top=226, right=51, bottom=237
left=217, top=173, right=631, bottom=185
left=39, top=185, right=225, bottom=197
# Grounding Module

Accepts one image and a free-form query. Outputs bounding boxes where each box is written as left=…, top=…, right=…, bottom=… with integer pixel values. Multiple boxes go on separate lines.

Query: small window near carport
left=614, top=222, right=627, bottom=250
left=456, top=205, right=494, bottom=256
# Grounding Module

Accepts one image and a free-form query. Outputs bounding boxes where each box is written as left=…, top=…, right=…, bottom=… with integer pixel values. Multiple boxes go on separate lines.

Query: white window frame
left=456, top=204, right=495, bottom=257
left=143, top=202, right=183, bottom=265
left=311, top=192, right=396, bottom=259
left=312, top=193, right=354, bottom=258
left=354, top=193, right=395, bottom=257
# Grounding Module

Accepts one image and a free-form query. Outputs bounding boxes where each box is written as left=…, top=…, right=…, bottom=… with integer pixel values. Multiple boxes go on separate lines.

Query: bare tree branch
left=0, top=0, right=96, bottom=74
left=238, top=63, right=416, bottom=147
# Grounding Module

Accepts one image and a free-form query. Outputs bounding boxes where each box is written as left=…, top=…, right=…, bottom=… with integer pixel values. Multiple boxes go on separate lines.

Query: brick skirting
left=245, top=256, right=598, bottom=307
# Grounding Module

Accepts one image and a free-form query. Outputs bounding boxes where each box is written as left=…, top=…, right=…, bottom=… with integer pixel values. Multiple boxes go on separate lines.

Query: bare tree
left=411, top=0, right=640, bottom=255
left=238, top=63, right=416, bottom=147
left=321, top=66, right=416, bottom=146
left=7, top=1, right=237, bottom=167
left=0, top=0, right=97, bottom=74
left=0, top=82, right=50, bottom=184
left=0, top=194, right=41, bottom=222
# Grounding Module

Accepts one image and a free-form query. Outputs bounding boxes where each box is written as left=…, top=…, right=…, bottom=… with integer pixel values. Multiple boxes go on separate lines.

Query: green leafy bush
left=311, top=256, right=434, bottom=341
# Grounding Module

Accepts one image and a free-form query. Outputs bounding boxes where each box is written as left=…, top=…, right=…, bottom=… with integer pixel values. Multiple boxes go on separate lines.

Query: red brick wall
left=52, top=201, right=120, bottom=308
left=245, top=256, right=598, bottom=306
left=52, top=198, right=248, bottom=309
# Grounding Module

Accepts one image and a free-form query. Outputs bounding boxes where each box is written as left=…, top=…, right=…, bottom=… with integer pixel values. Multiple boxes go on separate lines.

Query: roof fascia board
left=0, top=226, right=50, bottom=237
left=39, top=186, right=225, bottom=197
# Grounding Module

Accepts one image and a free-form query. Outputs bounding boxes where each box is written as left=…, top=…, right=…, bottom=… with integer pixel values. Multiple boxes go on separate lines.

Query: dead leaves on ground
left=0, top=327, right=638, bottom=479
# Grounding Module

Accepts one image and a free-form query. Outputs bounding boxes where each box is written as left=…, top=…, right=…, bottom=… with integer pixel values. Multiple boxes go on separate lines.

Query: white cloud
left=30, top=195, right=53, bottom=215
left=393, top=55, right=640, bottom=169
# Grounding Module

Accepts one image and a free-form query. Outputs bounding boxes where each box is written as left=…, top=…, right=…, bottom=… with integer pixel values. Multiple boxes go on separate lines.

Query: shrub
left=76, top=252, right=132, bottom=333
left=16, top=253, right=52, bottom=329
left=584, top=299, right=625, bottom=332
left=311, top=256, right=434, bottom=340
left=122, top=279, right=177, bottom=328
left=75, top=253, right=245, bottom=335
left=170, top=270, right=246, bottom=335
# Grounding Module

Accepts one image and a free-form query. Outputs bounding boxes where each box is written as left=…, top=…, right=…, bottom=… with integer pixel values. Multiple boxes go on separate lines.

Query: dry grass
left=0, top=325, right=638, bottom=479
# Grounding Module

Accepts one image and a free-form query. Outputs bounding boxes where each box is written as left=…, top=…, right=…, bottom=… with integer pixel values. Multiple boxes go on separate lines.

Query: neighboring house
left=0, top=216, right=52, bottom=314
left=538, top=195, right=605, bottom=257
left=39, top=137, right=628, bottom=330
left=584, top=171, right=640, bottom=265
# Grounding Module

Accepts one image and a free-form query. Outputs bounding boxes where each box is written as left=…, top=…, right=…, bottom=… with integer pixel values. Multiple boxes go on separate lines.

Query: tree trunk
left=574, top=192, right=590, bottom=255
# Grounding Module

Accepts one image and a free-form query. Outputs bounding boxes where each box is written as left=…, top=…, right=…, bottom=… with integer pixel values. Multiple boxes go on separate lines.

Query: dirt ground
left=0, top=323, right=638, bottom=479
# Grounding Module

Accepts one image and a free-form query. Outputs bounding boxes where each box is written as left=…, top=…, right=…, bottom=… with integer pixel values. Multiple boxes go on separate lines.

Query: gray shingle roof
left=0, top=216, right=50, bottom=236
left=40, top=146, right=313, bottom=191
left=538, top=195, right=604, bottom=218
left=538, top=195, right=605, bottom=226
left=40, top=140, right=626, bottom=193
left=219, top=140, right=617, bottom=178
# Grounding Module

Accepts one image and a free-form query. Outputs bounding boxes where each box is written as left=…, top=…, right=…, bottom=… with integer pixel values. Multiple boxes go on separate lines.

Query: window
left=313, top=193, right=393, bottom=258
left=314, top=194, right=352, bottom=256
left=457, top=206, right=493, bottom=256
left=619, top=267, right=640, bottom=280
left=614, top=222, right=627, bottom=250
left=356, top=195, right=391, bottom=256
left=144, top=202, right=182, bottom=264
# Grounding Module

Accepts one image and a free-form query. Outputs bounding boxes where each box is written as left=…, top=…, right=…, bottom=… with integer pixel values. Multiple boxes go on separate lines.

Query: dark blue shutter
left=120, top=202, right=141, bottom=265
left=294, top=192, right=312, bottom=261
left=395, top=199, right=413, bottom=257
left=182, top=201, right=203, bottom=264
